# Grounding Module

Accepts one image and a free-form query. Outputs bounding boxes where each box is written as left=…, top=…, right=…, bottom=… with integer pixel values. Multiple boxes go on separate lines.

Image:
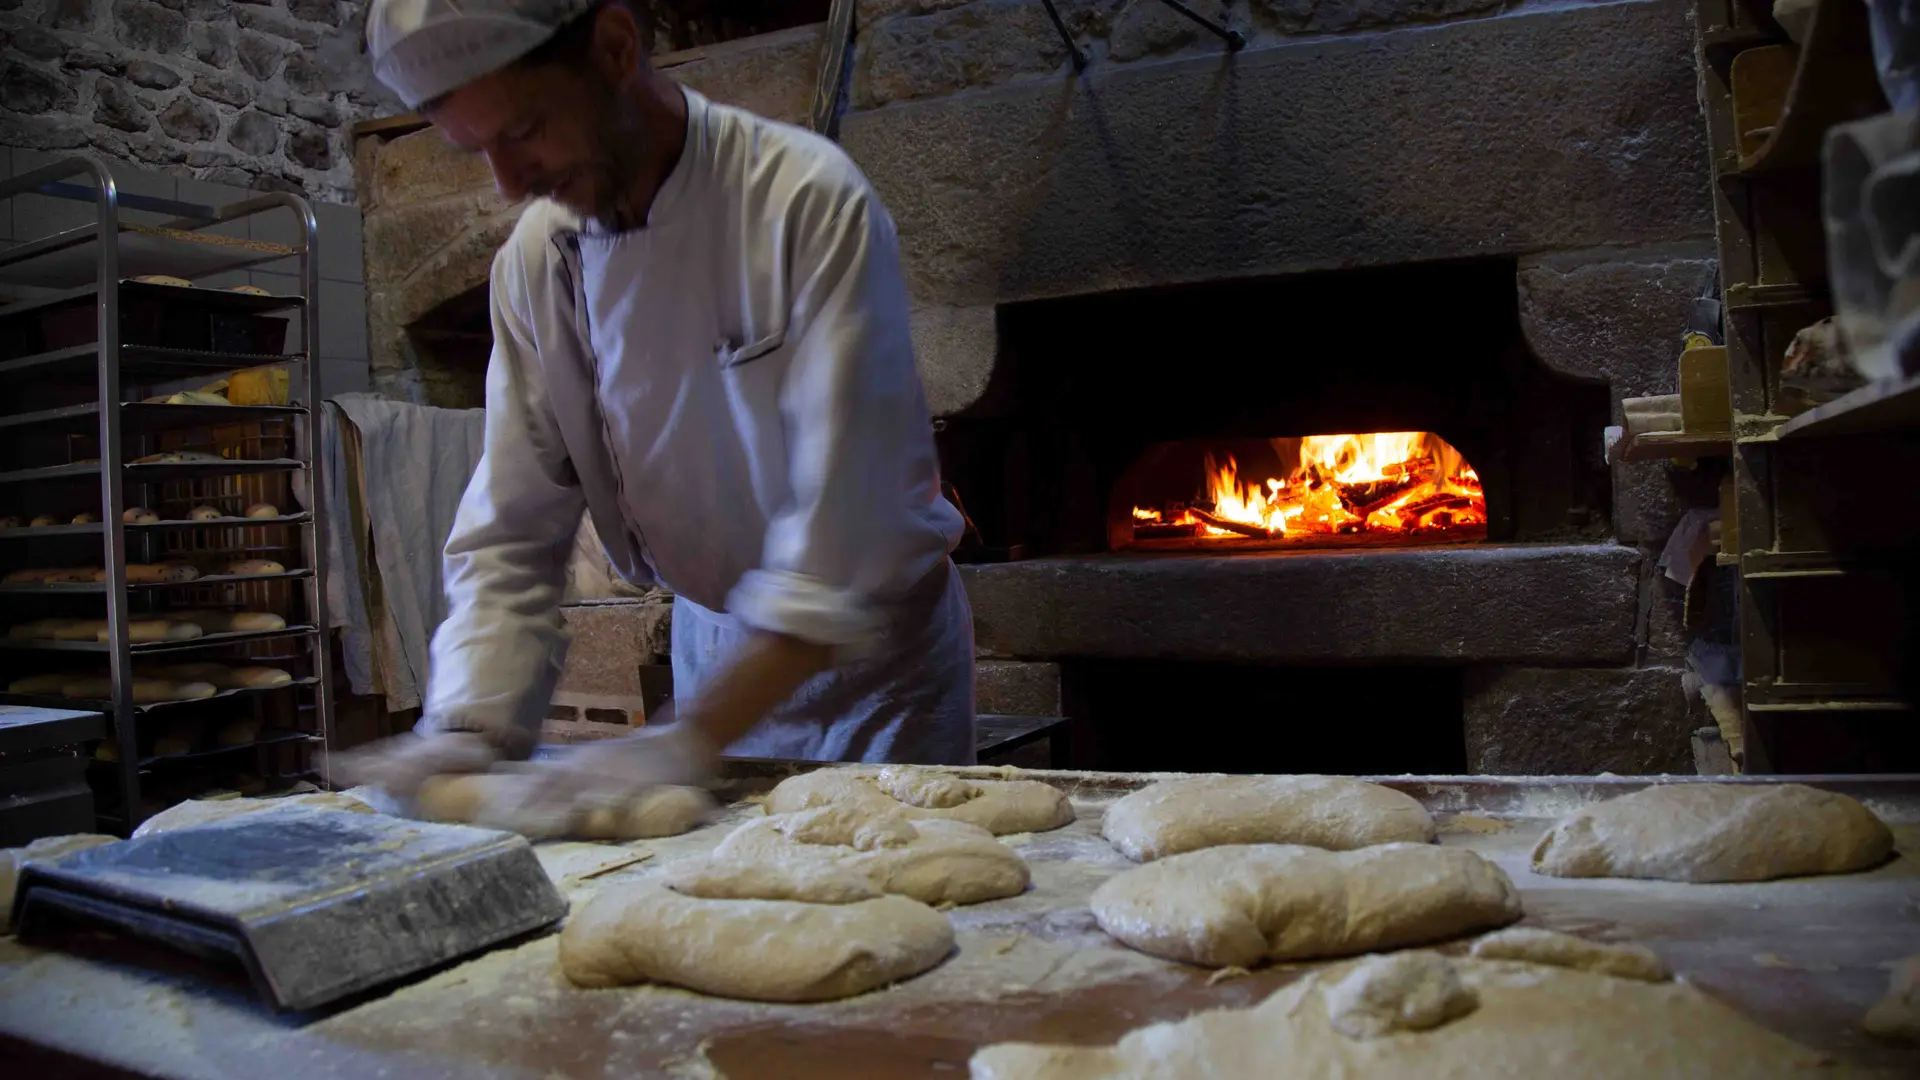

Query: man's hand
left=474, top=723, right=720, bottom=837
left=329, top=731, right=499, bottom=799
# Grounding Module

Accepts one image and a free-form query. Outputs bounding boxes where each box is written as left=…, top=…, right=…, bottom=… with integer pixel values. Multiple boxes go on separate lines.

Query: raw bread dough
left=766, top=765, right=1074, bottom=835
left=188, top=505, right=222, bottom=521
left=1324, top=950, right=1479, bottom=1039
left=132, top=791, right=374, bottom=837
left=244, top=502, right=279, bottom=518
left=1102, top=775, right=1436, bottom=861
left=1091, top=842, right=1521, bottom=968
left=968, top=953, right=1835, bottom=1080
left=1864, top=955, right=1920, bottom=1042
left=1468, top=927, right=1669, bottom=982
left=712, top=804, right=1030, bottom=906
left=0, top=835, right=117, bottom=933
left=414, top=772, right=713, bottom=840
left=1531, top=783, right=1893, bottom=882
left=558, top=857, right=955, bottom=1001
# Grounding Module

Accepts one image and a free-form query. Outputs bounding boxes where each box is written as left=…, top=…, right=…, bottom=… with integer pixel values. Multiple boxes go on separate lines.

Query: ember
left=1130, top=432, right=1486, bottom=548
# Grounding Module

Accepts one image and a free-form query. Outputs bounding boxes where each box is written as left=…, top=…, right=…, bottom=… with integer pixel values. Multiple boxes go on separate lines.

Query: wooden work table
left=3, top=769, right=1919, bottom=1078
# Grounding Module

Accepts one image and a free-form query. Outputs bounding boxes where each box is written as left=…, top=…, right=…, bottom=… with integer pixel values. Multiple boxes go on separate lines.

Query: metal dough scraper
left=10, top=801, right=567, bottom=1010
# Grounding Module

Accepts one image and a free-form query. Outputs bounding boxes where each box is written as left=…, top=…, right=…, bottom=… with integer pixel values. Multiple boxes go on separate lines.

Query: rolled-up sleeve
left=421, top=242, right=585, bottom=754
left=726, top=185, right=958, bottom=653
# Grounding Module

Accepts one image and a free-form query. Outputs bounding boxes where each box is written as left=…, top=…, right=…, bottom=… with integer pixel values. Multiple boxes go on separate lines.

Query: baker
left=341, top=0, right=974, bottom=828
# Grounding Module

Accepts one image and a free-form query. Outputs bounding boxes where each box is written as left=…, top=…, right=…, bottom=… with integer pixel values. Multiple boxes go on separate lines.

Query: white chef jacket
left=420, top=88, right=974, bottom=764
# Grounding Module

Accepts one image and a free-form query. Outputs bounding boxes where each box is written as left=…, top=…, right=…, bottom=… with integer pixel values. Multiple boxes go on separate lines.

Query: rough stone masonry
left=0, top=0, right=401, bottom=202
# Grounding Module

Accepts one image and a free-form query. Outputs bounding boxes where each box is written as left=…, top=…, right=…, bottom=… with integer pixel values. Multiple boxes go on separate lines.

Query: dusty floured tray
left=10, top=802, right=567, bottom=1011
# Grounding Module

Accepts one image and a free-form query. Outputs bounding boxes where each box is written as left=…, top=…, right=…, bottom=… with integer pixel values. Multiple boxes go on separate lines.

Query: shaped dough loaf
left=414, top=771, right=713, bottom=840
left=1102, top=775, right=1437, bottom=861
left=766, top=765, right=1074, bottom=835
left=713, top=805, right=1030, bottom=906
left=1092, top=842, right=1521, bottom=968
left=1532, top=783, right=1893, bottom=882
left=558, top=857, right=955, bottom=1001
left=968, top=953, right=1835, bottom=1080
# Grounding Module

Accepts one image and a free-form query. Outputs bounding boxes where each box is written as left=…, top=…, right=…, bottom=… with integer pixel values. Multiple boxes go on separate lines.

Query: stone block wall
left=0, top=0, right=400, bottom=203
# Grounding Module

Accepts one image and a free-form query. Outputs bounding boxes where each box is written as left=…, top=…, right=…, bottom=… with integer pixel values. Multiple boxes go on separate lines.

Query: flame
left=1132, top=432, right=1486, bottom=543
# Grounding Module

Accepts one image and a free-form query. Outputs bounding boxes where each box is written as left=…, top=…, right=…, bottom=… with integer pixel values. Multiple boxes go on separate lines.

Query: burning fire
left=1132, top=432, right=1486, bottom=544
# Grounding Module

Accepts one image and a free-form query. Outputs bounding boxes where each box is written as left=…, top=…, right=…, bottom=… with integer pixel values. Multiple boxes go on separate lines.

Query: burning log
left=1336, top=476, right=1423, bottom=518
left=1186, top=506, right=1272, bottom=539
left=1134, top=522, right=1203, bottom=540
left=1396, top=493, right=1475, bottom=525
left=1382, top=455, right=1436, bottom=480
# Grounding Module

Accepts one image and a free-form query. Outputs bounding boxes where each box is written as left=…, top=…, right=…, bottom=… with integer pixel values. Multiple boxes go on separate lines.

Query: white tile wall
left=2, top=147, right=372, bottom=403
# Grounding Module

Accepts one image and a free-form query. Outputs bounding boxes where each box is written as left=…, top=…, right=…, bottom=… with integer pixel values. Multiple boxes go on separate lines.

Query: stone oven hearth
left=355, top=0, right=1721, bottom=776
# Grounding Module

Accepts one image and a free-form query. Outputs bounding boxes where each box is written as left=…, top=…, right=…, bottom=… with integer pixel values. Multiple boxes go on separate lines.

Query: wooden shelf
left=1746, top=698, right=1911, bottom=713
left=1736, top=550, right=1889, bottom=579
left=1774, top=372, right=1920, bottom=439
left=1728, top=0, right=1887, bottom=175
left=1724, top=282, right=1821, bottom=311
left=1614, top=429, right=1733, bottom=461
left=1745, top=679, right=1910, bottom=711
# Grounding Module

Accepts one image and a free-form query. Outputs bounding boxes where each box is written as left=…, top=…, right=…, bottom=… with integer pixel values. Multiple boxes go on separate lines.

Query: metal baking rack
left=0, top=155, right=335, bottom=833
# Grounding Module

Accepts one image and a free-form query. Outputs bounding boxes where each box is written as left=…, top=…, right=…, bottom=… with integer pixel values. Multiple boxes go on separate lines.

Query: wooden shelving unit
left=1694, top=0, right=1904, bottom=772
left=0, top=156, right=335, bottom=832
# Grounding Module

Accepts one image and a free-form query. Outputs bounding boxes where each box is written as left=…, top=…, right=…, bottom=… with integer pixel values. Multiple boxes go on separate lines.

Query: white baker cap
left=367, top=0, right=600, bottom=109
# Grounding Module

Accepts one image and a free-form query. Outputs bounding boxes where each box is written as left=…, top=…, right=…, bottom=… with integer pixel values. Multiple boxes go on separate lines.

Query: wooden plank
left=1777, top=372, right=1920, bottom=439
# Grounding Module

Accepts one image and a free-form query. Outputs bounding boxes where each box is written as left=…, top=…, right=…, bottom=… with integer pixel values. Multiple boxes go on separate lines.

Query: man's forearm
left=677, top=631, right=834, bottom=752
